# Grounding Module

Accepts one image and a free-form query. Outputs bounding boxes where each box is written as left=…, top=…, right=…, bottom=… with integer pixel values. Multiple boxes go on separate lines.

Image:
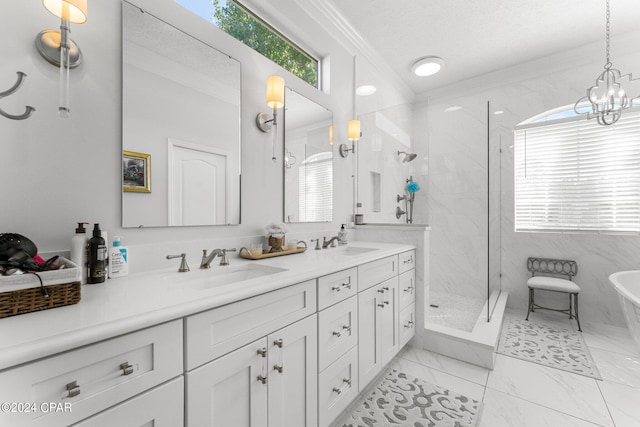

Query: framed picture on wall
left=123, top=151, right=151, bottom=193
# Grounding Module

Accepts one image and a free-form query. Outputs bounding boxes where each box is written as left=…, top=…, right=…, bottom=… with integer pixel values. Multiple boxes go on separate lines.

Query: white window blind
left=299, top=153, right=333, bottom=222
left=514, top=109, right=640, bottom=233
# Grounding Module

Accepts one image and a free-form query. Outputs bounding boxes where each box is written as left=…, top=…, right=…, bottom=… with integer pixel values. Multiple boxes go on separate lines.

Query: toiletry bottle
left=108, top=237, right=129, bottom=278
left=101, top=229, right=109, bottom=279
left=70, top=222, right=89, bottom=284
left=338, top=224, right=348, bottom=245
left=88, top=224, right=107, bottom=284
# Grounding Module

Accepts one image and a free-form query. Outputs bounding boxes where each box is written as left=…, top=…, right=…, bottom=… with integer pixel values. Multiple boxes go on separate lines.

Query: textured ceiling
left=328, top=0, right=640, bottom=95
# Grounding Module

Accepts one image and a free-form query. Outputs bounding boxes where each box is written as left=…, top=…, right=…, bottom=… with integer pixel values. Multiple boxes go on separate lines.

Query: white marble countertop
left=0, top=241, right=414, bottom=370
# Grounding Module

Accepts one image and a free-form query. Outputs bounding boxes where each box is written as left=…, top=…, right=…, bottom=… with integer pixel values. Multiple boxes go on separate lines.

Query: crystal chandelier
left=574, top=0, right=638, bottom=126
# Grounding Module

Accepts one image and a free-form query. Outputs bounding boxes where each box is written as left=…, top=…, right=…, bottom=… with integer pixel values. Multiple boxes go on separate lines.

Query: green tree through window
left=211, top=0, right=318, bottom=87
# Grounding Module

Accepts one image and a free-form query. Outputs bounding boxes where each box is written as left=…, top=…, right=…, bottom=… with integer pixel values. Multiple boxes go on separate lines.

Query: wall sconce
left=329, top=125, right=334, bottom=145
left=35, top=0, right=88, bottom=118
left=256, top=75, right=284, bottom=132
left=339, top=119, right=361, bottom=158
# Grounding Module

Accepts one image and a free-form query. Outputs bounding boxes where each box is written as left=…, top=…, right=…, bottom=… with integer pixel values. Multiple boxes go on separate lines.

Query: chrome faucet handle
left=311, top=239, right=321, bottom=250
left=220, top=248, right=237, bottom=266
left=166, top=253, right=189, bottom=272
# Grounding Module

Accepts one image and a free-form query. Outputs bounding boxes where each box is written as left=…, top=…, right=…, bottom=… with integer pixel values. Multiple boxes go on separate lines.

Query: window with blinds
left=299, top=152, right=333, bottom=222
left=514, top=107, right=640, bottom=233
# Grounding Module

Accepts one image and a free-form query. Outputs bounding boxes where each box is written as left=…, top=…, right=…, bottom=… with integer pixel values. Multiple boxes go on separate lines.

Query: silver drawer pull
left=404, top=257, right=413, bottom=264
left=383, top=286, right=389, bottom=291
left=273, top=339, right=283, bottom=348
left=384, top=300, right=389, bottom=305
left=257, top=348, right=267, bottom=358
left=332, top=330, right=342, bottom=337
left=331, top=286, right=342, bottom=292
left=341, top=282, right=351, bottom=289
left=377, top=289, right=385, bottom=294
left=332, top=386, right=342, bottom=394
left=257, top=375, right=268, bottom=384
left=66, top=381, right=80, bottom=398
left=403, top=286, right=414, bottom=292
left=342, top=325, right=352, bottom=333
left=404, top=321, right=415, bottom=329
left=120, top=362, right=134, bottom=376
left=377, top=303, right=385, bottom=308
left=332, top=378, right=352, bottom=395
left=274, top=364, right=283, bottom=373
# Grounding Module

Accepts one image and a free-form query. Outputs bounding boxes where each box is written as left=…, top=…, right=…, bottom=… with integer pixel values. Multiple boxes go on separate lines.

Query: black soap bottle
left=88, top=224, right=107, bottom=284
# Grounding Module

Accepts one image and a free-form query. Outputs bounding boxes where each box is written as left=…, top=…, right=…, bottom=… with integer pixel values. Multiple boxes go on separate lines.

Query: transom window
left=514, top=106, right=640, bottom=233
left=177, top=0, right=319, bottom=87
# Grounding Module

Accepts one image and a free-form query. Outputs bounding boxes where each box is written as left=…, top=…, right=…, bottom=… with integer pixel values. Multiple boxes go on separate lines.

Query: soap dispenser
left=87, top=224, right=107, bottom=284
left=338, top=224, right=348, bottom=245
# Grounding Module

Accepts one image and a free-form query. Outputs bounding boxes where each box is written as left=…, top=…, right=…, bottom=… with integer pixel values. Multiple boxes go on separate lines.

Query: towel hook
left=0, top=72, right=35, bottom=120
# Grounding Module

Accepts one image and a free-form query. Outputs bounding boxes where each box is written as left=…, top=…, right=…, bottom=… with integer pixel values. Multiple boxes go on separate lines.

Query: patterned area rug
left=338, top=369, right=482, bottom=427
left=497, top=316, right=601, bottom=379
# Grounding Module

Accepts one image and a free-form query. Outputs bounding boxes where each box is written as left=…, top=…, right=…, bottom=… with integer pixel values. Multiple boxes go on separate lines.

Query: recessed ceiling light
left=493, top=110, right=505, bottom=115
left=356, top=85, right=377, bottom=96
left=412, top=56, right=444, bottom=77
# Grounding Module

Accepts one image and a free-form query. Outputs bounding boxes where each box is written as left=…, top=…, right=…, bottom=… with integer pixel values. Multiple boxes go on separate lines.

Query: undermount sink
left=334, top=246, right=378, bottom=256
left=167, top=264, right=288, bottom=290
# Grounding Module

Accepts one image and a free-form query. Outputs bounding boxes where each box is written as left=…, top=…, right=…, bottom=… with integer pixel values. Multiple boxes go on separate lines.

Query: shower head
left=397, top=150, right=417, bottom=163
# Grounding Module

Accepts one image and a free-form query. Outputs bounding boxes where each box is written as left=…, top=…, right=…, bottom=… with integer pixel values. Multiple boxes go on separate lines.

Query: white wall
left=0, top=0, right=356, bottom=272
left=423, top=31, right=640, bottom=326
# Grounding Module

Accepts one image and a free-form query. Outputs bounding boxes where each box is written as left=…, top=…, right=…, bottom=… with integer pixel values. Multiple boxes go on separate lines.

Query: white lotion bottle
left=108, top=236, right=129, bottom=278
left=70, top=222, right=89, bottom=284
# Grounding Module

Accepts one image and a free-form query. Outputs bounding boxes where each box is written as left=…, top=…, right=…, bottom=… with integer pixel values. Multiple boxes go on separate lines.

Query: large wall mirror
left=122, top=1, right=241, bottom=227
left=283, top=88, right=333, bottom=223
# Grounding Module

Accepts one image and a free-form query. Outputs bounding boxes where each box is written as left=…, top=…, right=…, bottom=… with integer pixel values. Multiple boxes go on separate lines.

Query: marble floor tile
left=391, top=357, right=485, bottom=401
left=401, top=345, right=490, bottom=386
left=598, top=380, right=640, bottom=427
left=581, top=321, right=639, bottom=357
left=486, top=354, right=613, bottom=426
left=480, top=388, right=606, bottom=427
left=590, top=347, right=640, bottom=389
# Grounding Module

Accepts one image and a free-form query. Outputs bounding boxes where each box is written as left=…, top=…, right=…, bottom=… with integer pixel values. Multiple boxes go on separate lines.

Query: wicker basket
left=0, top=257, right=82, bottom=318
left=0, top=281, right=81, bottom=319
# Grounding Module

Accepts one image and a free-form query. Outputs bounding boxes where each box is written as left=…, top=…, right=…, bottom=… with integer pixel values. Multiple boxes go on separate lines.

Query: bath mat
left=497, top=316, right=601, bottom=380
left=337, top=369, right=482, bottom=427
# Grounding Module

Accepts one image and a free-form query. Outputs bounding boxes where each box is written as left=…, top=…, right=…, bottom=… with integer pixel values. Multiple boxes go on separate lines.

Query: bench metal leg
left=573, top=293, right=582, bottom=332
left=526, top=287, right=534, bottom=320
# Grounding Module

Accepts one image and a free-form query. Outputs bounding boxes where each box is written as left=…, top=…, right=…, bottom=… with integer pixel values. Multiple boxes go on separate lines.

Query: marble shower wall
left=425, top=44, right=640, bottom=327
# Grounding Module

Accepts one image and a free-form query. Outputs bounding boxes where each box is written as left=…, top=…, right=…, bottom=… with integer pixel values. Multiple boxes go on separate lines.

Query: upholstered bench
left=525, top=257, right=582, bottom=331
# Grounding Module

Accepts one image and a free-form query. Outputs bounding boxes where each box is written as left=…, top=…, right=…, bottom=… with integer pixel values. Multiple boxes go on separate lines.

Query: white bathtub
left=608, top=271, right=640, bottom=352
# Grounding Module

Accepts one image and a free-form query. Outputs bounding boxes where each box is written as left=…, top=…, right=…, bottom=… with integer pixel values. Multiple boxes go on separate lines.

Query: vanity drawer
left=73, top=377, right=184, bottom=427
left=399, top=250, right=416, bottom=274
left=399, top=303, right=416, bottom=348
left=398, top=270, right=416, bottom=310
left=318, top=346, right=358, bottom=427
left=317, top=267, right=357, bottom=310
left=318, top=296, right=358, bottom=371
left=185, top=280, right=316, bottom=370
left=358, top=255, right=398, bottom=291
left=0, top=320, right=183, bottom=427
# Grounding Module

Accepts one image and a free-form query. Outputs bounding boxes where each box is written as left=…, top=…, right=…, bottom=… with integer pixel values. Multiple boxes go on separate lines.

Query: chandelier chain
left=605, top=0, right=610, bottom=68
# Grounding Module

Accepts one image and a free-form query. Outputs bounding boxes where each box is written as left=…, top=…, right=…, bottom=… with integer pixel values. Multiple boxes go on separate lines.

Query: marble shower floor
left=393, top=309, right=640, bottom=427
left=425, top=292, right=486, bottom=332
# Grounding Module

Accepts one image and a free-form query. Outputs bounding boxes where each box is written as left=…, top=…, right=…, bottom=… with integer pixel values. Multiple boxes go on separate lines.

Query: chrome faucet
left=166, top=253, right=189, bottom=272
left=200, top=248, right=237, bottom=268
left=323, top=236, right=340, bottom=249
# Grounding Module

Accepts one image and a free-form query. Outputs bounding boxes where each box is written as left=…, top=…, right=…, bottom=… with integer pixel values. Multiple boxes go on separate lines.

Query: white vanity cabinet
left=185, top=280, right=318, bottom=427
left=398, top=250, right=417, bottom=347
left=0, top=320, right=183, bottom=427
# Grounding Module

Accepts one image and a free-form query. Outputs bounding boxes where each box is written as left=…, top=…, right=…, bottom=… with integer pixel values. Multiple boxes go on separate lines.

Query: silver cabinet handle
left=404, top=321, right=415, bottom=329
left=257, top=348, right=267, bottom=358
left=274, top=364, right=283, bottom=373
left=403, top=257, right=414, bottom=264
left=403, top=286, right=414, bottom=292
left=377, top=303, right=385, bottom=308
left=332, top=378, right=352, bottom=394
left=383, top=286, right=389, bottom=291
left=120, top=362, right=134, bottom=376
left=257, top=375, right=268, bottom=384
left=377, top=289, right=385, bottom=293
left=332, top=386, right=342, bottom=394
left=332, top=330, right=342, bottom=337
left=66, top=381, right=80, bottom=398
left=331, top=286, right=342, bottom=292
left=273, top=339, right=283, bottom=348
left=342, top=325, right=352, bottom=334
left=342, top=282, right=352, bottom=289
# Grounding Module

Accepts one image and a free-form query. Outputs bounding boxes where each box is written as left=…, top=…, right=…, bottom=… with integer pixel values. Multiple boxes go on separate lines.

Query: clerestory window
left=177, top=0, right=319, bottom=87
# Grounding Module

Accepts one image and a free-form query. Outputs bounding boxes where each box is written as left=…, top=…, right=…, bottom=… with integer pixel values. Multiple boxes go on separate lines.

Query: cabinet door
left=357, top=282, right=383, bottom=391
left=73, top=377, right=184, bottom=427
left=380, top=276, right=399, bottom=367
left=399, top=303, right=416, bottom=348
left=268, top=315, right=318, bottom=427
left=186, top=338, right=268, bottom=427
left=398, top=269, right=416, bottom=310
